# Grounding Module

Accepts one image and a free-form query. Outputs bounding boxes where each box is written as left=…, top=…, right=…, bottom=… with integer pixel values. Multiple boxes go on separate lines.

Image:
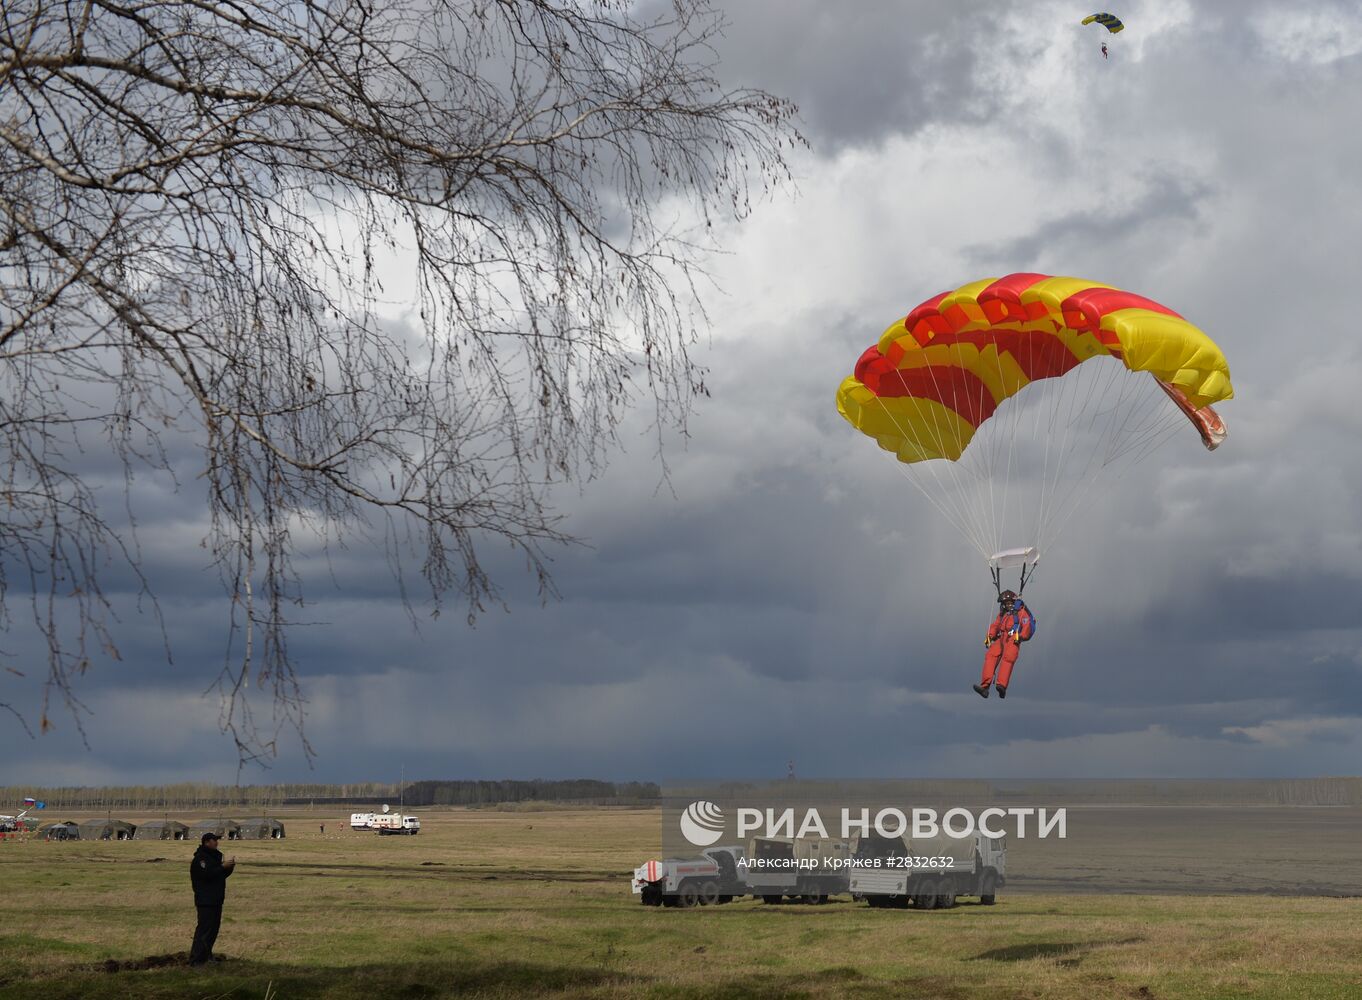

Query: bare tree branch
left=0, top=0, right=803, bottom=763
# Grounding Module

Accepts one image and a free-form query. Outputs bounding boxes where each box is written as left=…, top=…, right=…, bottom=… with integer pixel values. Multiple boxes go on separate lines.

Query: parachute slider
left=988, top=546, right=1039, bottom=570
left=990, top=547, right=1038, bottom=595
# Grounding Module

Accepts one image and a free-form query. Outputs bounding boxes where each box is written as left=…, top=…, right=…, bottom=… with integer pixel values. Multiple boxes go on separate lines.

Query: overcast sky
left=5, top=0, right=1362, bottom=787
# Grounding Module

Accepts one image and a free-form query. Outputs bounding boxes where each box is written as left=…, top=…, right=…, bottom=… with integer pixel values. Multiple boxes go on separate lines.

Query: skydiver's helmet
left=997, top=590, right=1018, bottom=610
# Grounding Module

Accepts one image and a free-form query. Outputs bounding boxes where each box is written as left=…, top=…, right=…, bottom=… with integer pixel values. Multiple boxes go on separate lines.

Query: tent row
left=36, top=818, right=286, bottom=841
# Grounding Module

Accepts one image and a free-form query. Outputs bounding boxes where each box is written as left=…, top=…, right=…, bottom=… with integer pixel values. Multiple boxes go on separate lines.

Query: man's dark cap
left=201, top=832, right=220, bottom=844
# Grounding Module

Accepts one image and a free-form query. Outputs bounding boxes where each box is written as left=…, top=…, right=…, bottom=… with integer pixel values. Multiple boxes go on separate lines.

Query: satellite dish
left=381, top=804, right=390, bottom=814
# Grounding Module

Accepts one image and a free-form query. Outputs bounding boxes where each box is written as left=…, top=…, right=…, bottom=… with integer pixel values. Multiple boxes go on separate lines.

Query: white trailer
left=349, top=812, right=376, bottom=830
left=848, top=831, right=1006, bottom=909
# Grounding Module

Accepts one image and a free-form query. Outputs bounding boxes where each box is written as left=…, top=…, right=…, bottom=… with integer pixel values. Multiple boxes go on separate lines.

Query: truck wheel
left=699, top=881, right=720, bottom=906
left=936, top=882, right=957, bottom=909
left=980, top=871, right=997, bottom=905
left=717, top=895, right=733, bottom=904
left=915, top=881, right=938, bottom=910
left=761, top=894, right=782, bottom=905
left=662, top=895, right=680, bottom=908
left=678, top=883, right=701, bottom=908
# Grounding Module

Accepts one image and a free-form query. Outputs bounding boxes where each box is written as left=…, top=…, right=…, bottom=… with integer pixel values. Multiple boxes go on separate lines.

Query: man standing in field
left=189, top=832, right=235, bottom=965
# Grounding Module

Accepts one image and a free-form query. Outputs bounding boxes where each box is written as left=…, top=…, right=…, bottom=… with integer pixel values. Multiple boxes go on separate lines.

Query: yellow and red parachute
left=837, top=273, right=1231, bottom=464
left=837, top=274, right=1233, bottom=568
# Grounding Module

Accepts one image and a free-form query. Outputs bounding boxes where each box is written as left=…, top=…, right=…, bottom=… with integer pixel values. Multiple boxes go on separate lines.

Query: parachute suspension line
left=1034, top=351, right=1097, bottom=547
left=1021, top=321, right=1067, bottom=557
left=986, top=327, right=1023, bottom=558
left=876, top=366, right=980, bottom=546
left=994, top=339, right=1017, bottom=558
left=1033, top=364, right=1186, bottom=551
left=975, top=341, right=1003, bottom=556
left=870, top=386, right=992, bottom=559
left=1029, top=344, right=1067, bottom=557
left=1102, top=378, right=1185, bottom=467
left=957, top=338, right=1008, bottom=554
left=1033, top=353, right=1124, bottom=555
left=900, top=353, right=996, bottom=557
left=1034, top=356, right=1131, bottom=552
left=1038, top=375, right=1187, bottom=546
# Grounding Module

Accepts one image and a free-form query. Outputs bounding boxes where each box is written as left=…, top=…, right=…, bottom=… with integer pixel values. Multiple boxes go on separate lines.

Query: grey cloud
left=7, top=1, right=1362, bottom=785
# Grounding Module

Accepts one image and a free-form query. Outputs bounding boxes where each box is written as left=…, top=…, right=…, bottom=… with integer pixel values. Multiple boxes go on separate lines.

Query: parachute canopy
left=836, top=273, right=1233, bottom=465
left=1082, top=12, right=1124, bottom=33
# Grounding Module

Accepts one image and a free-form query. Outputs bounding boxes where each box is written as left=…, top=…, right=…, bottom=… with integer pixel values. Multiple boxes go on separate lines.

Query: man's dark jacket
left=190, top=844, right=233, bottom=905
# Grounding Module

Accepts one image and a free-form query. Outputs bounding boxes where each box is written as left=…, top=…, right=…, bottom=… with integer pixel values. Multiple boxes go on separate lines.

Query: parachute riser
left=990, top=562, right=1033, bottom=597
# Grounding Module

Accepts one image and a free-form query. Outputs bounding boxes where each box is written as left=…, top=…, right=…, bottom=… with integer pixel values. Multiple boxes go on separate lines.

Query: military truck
left=848, top=830, right=1006, bottom=909
left=741, top=836, right=851, bottom=904
left=632, top=847, right=743, bottom=907
left=631, top=837, right=852, bottom=907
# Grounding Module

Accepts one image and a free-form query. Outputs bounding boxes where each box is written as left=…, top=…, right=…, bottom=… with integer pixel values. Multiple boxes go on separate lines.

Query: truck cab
left=632, top=846, right=742, bottom=907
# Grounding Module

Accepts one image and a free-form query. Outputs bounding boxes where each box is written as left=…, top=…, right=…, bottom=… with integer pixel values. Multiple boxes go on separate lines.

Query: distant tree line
left=1, top=779, right=659, bottom=810
left=404, top=780, right=659, bottom=807
left=981, top=778, right=1362, bottom=807
left=0, top=781, right=399, bottom=811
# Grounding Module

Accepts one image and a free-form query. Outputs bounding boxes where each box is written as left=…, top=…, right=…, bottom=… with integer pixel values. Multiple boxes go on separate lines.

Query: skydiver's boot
left=973, top=683, right=990, bottom=698
left=996, top=685, right=1007, bottom=699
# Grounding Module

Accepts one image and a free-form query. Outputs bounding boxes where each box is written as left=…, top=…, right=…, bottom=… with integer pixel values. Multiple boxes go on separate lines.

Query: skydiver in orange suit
left=973, top=590, right=1035, bottom=700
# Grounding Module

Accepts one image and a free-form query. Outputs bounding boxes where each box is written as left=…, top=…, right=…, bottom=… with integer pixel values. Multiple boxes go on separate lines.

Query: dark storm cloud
left=961, top=170, right=1217, bottom=273
left=704, top=0, right=995, bottom=151
left=6, top=1, right=1362, bottom=786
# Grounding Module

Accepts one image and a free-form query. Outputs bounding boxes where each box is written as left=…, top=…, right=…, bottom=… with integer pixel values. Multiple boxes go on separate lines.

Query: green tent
left=78, top=819, right=137, bottom=841
left=237, top=818, right=286, bottom=840
left=188, top=818, right=242, bottom=840
left=38, top=821, right=80, bottom=841
left=133, top=819, right=190, bottom=841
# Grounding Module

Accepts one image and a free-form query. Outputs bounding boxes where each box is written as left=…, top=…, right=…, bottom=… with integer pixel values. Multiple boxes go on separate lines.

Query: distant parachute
left=836, top=274, right=1232, bottom=578
left=1081, top=12, right=1124, bottom=33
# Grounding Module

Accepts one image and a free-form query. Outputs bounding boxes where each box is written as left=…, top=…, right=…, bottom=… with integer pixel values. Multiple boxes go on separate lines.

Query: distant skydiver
left=973, top=590, right=1035, bottom=699
left=1082, top=12, right=1122, bottom=61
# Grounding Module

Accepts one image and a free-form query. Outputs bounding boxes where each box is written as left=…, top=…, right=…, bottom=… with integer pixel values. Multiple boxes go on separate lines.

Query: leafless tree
left=0, top=0, right=802, bottom=762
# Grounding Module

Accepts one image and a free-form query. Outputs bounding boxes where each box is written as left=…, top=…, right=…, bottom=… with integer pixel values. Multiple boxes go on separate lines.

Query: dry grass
left=1, top=807, right=1359, bottom=999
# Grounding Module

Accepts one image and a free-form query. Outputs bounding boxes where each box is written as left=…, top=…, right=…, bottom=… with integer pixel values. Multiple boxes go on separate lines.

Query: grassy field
left=1, top=807, right=1359, bottom=999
